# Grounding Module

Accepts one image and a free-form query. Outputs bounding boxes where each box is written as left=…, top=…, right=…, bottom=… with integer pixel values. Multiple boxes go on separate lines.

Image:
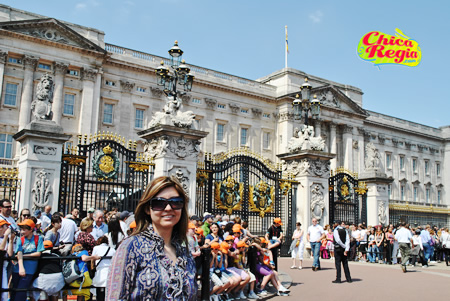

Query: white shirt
left=395, top=227, right=412, bottom=243
left=40, top=214, right=51, bottom=231
left=412, top=235, right=423, bottom=249
left=307, top=224, right=325, bottom=242
left=351, top=229, right=361, bottom=240
left=58, top=217, right=78, bottom=244
left=0, top=214, right=18, bottom=231
left=92, top=243, right=116, bottom=288
left=119, top=220, right=129, bottom=238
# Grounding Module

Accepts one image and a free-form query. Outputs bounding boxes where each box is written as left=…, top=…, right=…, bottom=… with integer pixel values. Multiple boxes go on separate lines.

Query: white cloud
left=75, top=3, right=87, bottom=10
left=309, top=10, right=323, bottom=23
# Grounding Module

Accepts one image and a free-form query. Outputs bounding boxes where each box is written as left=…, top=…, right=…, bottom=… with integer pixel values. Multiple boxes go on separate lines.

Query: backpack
left=21, top=235, right=39, bottom=249
left=62, top=254, right=83, bottom=283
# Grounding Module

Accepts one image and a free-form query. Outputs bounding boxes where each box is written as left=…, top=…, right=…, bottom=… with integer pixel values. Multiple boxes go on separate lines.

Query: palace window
left=263, top=113, right=270, bottom=118
left=401, top=185, right=405, bottom=201
left=386, top=153, right=391, bottom=169
left=38, top=63, right=51, bottom=70
left=217, top=124, right=225, bottom=142
left=425, top=160, right=429, bottom=175
left=0, top=134, right=13, bottom=159
left=426, top=188, right=430, bottom=203
left=192, top=98, right=201, bottom=104
left=240, top=128, right=248, bottom=146
left=413, top=186, right=418, bottom=202
left=217, top=104, right=226, bottom=109
left=436, top=163, right=441, bottom=176
left=263, top=132, right=270, bottom=149
left=136, top=86, right=146, bottom=93
left=399, top=156, right=405, bottom=170
left=4, top=83, right=18, bottom=106
left=241, top=109, right=248, bottom=114
left=388, top=184, right=392, bottom=199
left=135, top=108, right=144, bottom=129
left=437, top=190, right=441, bottom=204
left=103, top=103, right=114, bottom=124
left=63, top=94, right=75, bottom=116
left=67, top=69, right=79, bottom=76
left=105, top=80, right=116, bottom=87
left=412, top=158, right=417, bottom=173
left=8, top=57, right=22, bottom=64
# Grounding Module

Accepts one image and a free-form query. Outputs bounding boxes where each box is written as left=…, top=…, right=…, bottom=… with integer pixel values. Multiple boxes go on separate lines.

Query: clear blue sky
left=3, top=0, right=450, bottom=128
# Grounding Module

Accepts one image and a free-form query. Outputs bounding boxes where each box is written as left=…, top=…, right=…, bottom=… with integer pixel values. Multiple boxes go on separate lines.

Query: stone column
left=91, top=69, right=102, bottom=133
left=329, top=122, right=337, bottom=170
left=18, top=55, right=38, bottom=130
left=357, top=127, right=368, bottom=174
left=360, top=171, right=392, bottom=226
left=139, top=125, right=208, bottom=214
left=119, top=80, right=135, bottom=136
left=78, top=68, right=97, bottom=134
left=52, top=62, right=68, bottom=125
left=343, top=125, right=353, bottom=171
left=278, top=150, right=334, bottom=258
left=0, top=52, right=7, bottom=100
left=314, top=119, right=321, bottom=137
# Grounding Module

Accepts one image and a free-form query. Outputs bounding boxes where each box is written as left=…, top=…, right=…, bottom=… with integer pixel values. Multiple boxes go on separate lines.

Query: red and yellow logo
left=357, top=28, right=421, bottom=68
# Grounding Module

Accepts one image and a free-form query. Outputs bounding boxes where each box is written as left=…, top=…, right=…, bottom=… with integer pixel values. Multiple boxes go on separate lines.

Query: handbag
left=89, top=247, right=111, bottom=279
left=295, top=240, right=300, bottom=247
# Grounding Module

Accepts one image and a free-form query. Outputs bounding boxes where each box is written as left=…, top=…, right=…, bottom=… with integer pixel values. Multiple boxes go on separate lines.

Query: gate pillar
left=13, top=121, right=70, bottom=211
left=278, top=151, right=334, bottom=228
left=139, top=125, right=208, bottom=214
left=360, top=170, right=393, bottom=226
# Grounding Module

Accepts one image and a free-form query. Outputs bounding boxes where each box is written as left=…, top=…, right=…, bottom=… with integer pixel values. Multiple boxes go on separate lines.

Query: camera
left=10, top=226, right=20, bottom=236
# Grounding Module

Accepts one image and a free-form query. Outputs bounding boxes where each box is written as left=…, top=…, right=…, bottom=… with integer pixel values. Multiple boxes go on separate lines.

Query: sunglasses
left=149, top=197, right=184, bottom=211
left=22, top=214, right=30, bottom=217
left=226, top=240, right=233, bottom=242
left=2, top=206, right=12, bottom=209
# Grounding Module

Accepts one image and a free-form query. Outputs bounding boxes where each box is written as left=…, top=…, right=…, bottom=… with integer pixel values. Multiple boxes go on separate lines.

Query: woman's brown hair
left=133, top=175, right=189, bottom=245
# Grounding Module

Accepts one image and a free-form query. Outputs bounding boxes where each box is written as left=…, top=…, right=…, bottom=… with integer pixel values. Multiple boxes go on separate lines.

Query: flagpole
left=285, top=25, right=288, bottom=69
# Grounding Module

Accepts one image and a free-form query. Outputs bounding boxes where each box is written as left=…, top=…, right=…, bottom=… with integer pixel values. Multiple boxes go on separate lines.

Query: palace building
left=0, top=5, right=449, bottom=227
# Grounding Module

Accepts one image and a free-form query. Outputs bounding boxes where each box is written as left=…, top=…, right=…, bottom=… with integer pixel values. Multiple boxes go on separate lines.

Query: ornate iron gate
left=59, top=132, right=154, bottom=215
left=0, top=167, right=21, bottom=210
left=196, top=148, right=296, bottom=256
left=329, top=168, right=367, bottom=225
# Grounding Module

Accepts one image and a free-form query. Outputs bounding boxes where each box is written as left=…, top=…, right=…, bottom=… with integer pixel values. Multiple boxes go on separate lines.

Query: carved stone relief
left=309, top=158, right=330, bottom=177
left=120, top=80, right=135, bottom=93
left=150, top=86, right=164, bottom=98
left=251, top=108, right=262, bottom=118
left=32, top=170, right=52, bottom=211
left=288, top=124, right=325, bottom=152
left=53, top=62, right=68, bottom=75
left=283, top=159, right=310, bottom=177
left=81, top=68, right=97, bottom=82
left=181, top=94, right=191, bottom=105
left=378, top=201, right=387, bottom=225
left=23, top=55, right=38, bottom=70
left=310, top=184, right=325, bottom=221
left=34, top=145, right=57, bottom=156
left=318, top=90, right=339, bottom=107
left=0, top=52, right=8, bottom=64
left=392, top=138, right=399, bottom=148
left=229, top=103, right=240, bottom=114
left=171, top=168, right=190, bottom=195
left=143, top=136, right=168, bottom=159
left=274, top=112, right=294, bottom=121
left=364, top=142, right=381, bottom=171
left=204, top=98, right=217, bottom=109
left=167, top=136, right=201, bottom=159
left=378, top=134, right=385, bottom=145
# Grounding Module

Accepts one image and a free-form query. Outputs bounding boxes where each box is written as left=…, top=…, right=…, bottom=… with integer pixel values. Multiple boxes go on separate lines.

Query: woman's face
left=148, top=186, right=182, bottom=230
left=211, top=224, right=219, bottom=234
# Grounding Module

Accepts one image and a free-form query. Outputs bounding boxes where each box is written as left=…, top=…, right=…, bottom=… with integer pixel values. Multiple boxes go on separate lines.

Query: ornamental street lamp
left=155, top=40, right=194, bottom=98
left=293, top=78, right=321, bottom=125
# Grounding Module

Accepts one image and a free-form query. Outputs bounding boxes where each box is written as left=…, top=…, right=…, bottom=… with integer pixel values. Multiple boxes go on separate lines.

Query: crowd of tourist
left=289, top=220, right=450, bottom=269
left=1, top=189, right=449, bottom=301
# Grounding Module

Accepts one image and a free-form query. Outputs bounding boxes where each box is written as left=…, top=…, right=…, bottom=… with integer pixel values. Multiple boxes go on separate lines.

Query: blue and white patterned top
left=106, top=225, right=197, bottom=300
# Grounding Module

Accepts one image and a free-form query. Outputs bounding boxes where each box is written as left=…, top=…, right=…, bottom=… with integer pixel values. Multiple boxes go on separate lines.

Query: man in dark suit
left=332, top=220, right=352, bottom=283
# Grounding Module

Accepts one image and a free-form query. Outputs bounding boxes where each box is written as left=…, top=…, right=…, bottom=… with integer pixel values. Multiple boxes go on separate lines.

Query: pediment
left=0, top=18, right=105, bottom=53
left=312, top=85, right=368, bottom=116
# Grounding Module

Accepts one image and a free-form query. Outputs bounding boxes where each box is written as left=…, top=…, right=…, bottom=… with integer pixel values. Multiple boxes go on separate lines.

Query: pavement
left=261, top=257, right=450, bottom=300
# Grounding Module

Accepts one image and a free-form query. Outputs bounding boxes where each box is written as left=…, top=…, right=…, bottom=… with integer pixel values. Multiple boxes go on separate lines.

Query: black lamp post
left=293, top=78, right=320, bottom=125
left=155, top=41, right=194, bottom=98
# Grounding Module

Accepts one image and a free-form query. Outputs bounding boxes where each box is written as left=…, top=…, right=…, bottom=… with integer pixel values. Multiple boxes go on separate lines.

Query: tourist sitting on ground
left=11, top=219, right=44, bottom=301
left=76, top=218, right=96, bottom=255
left=31, top=240, right=65, bottom=301
left=251, top=237, right=289, bottom=296
left=209, top=242, right=231, bottom=301
left=106, top=216, right=125, bottom=249
left=91, top=235, right=116, bottom=301
left=226, top=240, right=253, bottom=299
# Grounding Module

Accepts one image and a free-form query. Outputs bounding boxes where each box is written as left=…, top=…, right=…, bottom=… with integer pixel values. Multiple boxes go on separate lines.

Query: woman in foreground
left=106, top=175, right=197, bottom=300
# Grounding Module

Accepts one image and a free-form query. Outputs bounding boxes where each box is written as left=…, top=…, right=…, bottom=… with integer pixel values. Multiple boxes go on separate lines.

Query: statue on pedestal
left=31, top=74, right=54, bottom=121
left=364, top=142, right=381, bottom=171
left=148, top=95, right=196, bottom=129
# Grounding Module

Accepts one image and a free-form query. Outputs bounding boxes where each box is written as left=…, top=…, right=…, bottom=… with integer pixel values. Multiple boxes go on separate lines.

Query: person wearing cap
left=11, top=218, right=45, bottom=301
left=265, top=217, right=284, bottom=270
left=201, top=214, right=214, bottom=237
left=307, top=217, right=326, bottom=271
left=189, top=215, right=201, bottom=228
left=332, top=221, right=352, bottom=283
left=0, top=219, right=15, bottom=301
left=31, top=240, right=65, bottom=301
left=187, top=222, right=201, bottom=258
left=209, top=241, right=232, bottom=301
left=234, top=240, right=260, bottom=299
left=119, top=210, right=131, bottom=237
left=226, top=240, right=251, bottom=299
left=86, top=207, right=95, bottom=220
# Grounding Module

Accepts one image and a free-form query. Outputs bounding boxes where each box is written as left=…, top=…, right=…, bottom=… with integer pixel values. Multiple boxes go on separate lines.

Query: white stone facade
left=0, top=5, right=448, bottom=225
